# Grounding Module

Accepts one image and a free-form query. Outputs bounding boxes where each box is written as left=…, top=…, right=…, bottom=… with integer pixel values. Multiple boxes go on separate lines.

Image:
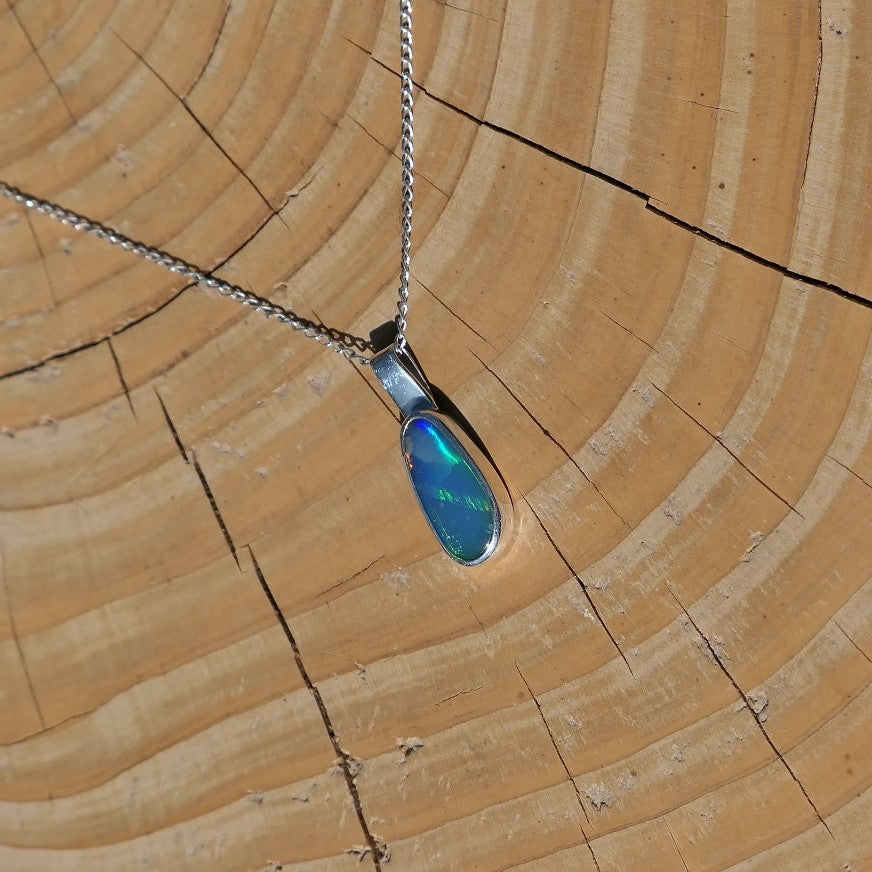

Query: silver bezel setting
left=400, top=410, right=508, bottom=566
left=371, top=343, right=512, bottom=566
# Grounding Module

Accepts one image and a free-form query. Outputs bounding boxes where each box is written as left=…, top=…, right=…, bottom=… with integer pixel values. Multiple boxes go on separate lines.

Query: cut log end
left=0, top=2, right=870, bottom=870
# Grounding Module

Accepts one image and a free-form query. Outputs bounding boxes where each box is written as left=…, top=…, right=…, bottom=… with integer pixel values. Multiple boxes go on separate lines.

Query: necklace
left=0, top=1, right=509, bottom=566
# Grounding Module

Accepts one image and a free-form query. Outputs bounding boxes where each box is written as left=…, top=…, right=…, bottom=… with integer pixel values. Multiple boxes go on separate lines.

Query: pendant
left=371, top=344, right=508, bottom=565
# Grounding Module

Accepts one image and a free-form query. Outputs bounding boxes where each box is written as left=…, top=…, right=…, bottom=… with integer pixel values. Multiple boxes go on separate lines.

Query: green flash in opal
left=401, top=413, right=499, bottom=564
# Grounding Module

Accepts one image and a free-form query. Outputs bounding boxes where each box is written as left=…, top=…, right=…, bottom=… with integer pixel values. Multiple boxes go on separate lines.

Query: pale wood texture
left=1, top=1, right=870, bottom=870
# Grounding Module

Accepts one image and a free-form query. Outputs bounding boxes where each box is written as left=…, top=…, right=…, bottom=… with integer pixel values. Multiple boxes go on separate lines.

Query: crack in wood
left=442, top=2, right=500, bottom=24
left=0, top=288, right=187, bottom=383
left=317, top=555, right=384, bottom=597
left=190, top=450, right=239, bottom=569
left=470, top=348, right=631, bottom=531
left=8, top=17, right=865, bottom=388
left=524, top=497, right=634, bottom=677
left=666, top=585, right=836, bottom=841
left=648, top=380, right=806, bottom=521
left=248, top=549, right=385, bottom=869
left=111, top=27, right=292, bottom=237
left=351, top=41, right=647, bottom=202
left=466, top=600, right=487, bottom=637
left=835, top=620, right=872, bottom=665
left=797, top=0, right=824, bottom=211
left=644, top=201, right=872, bottom=313
left=284, top=165, right=322, bottom=201
left=342, top=110, right=451, bottom=200
left=350, top=38, right=872, bottom=316
left=23, top=212, right=58, bottom=308
left=154, top=391, right=239, bottom=568
left=107, top=338, right=136, bottom=419
left=154, top=390, right=189, bottom=465
left=0, top=170, right=290, bottom=383
left=6, top=0, right=76, bottom=123
left=417, top=278, right=496, bottom=350
left=434, top=685, right=483, bottom=707
left=514, top=661, right=602, bottom=872
left=664, top=820, right=691, bottom=872
left=673, top=97, right=737, bottom=114
left=185, top=0, right=231, bottom=97
left=596, top=308, right=657, bottom=355
left=826, top=453, right=872, bottom=493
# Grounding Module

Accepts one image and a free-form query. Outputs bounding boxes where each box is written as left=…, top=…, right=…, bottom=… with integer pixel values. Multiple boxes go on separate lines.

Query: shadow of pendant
left=370, top=345, right=506, bottom=566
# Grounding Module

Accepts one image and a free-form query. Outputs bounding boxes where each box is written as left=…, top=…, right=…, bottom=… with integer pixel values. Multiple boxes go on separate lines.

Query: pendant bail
left=370, top=343, right=436, bottom=417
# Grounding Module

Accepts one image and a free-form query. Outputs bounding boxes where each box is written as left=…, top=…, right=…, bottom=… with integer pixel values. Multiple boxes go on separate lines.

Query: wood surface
left=1, top=1, right=870, bottom=870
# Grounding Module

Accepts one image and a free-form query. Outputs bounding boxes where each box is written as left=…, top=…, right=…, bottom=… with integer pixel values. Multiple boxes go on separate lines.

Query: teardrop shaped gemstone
left=401, top=413, right=499, bottom=564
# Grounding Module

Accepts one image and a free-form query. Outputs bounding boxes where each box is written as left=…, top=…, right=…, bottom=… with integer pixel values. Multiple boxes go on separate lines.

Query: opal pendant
left=371, top=344, right=506, bottom=565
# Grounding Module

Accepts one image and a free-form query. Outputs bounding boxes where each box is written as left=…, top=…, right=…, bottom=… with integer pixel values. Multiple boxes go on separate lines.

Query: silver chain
left=0, top=182, right=373, bottom=364
left=0, top=1, right=416, bottom=367
left=395, top=0, right=414, bottom=354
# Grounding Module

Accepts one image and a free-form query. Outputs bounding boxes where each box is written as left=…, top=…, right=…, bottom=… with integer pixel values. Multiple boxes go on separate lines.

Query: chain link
left=0, top=2, right=417, bottom=367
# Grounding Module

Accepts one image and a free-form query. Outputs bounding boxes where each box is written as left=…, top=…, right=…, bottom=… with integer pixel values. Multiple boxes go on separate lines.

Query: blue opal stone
left=401, top=413, right=498, bottom=564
